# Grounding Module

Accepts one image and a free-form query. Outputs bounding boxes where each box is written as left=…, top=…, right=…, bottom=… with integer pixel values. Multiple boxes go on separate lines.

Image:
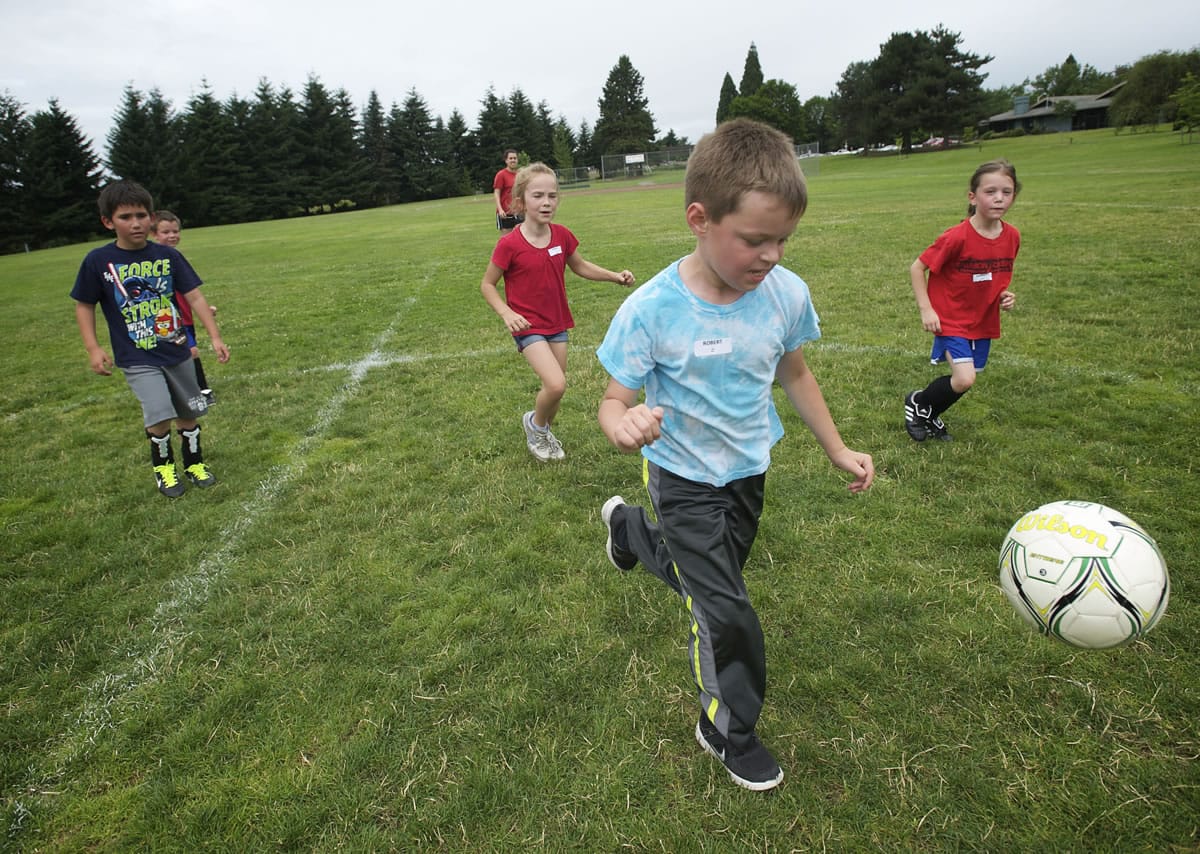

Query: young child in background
left=72, top=182, right=230, bottom=497
left=904, top=160, right=1022, bottom=441
left=596, top=119, right=874, bottom=791
left=481, top=162, right=635, bottom=462
left=151, top=210, right=217, bottom=405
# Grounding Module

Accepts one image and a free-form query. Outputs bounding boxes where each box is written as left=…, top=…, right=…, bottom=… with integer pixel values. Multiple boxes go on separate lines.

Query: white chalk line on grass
left=5, top=324, right=408, bottom=834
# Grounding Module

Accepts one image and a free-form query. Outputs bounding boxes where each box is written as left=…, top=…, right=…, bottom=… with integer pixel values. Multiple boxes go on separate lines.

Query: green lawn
left=2, top=127, right=1198, bottom=851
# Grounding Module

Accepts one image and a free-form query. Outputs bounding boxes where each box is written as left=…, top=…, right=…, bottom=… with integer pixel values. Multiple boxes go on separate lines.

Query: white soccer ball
left=998, top=500, right=1169, bottom=649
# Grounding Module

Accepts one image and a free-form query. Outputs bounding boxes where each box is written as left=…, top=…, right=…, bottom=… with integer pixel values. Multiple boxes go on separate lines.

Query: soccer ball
left=998, top=500, right=1169, bottom=649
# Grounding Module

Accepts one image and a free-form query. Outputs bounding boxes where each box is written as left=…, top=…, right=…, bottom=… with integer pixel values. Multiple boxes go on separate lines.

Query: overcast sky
left=4, top=0, right=1197, bottom=154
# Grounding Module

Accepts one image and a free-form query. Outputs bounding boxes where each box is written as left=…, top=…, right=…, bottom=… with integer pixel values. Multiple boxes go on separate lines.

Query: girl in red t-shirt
left=480, top=163, right=636, bottom=462
left=904, top=159, right=1022, bottom=441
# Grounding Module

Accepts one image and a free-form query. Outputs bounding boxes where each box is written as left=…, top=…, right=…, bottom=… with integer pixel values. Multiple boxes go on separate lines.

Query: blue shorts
left=931, top=336, right=992, bottom=370
left=514, top=330, right=568, bottom=352
left=183, top=324, right=197, bottom=349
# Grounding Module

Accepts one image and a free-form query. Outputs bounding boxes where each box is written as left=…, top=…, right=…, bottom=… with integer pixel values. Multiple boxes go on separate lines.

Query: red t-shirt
left=490, top=224, right=580, bottom=335
left=493, top=168, right=517, bottom=213
left=919, top=219, right=1021, bottom=339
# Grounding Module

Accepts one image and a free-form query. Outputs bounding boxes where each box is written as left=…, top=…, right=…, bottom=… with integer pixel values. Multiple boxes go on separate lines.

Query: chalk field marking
left=8, top=324, right=413, bottom=830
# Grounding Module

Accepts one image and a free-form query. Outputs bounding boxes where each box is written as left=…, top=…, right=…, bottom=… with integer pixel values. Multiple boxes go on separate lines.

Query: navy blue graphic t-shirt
left=71, top=242, right=202, bottom=368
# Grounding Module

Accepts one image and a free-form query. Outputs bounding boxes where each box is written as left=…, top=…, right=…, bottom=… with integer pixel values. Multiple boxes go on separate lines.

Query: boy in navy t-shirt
left=71, top=181, right=230, bottom=497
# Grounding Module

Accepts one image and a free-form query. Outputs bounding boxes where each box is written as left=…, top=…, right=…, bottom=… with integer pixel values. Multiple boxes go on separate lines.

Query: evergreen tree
left=575, top=120, right=595, bottom=169
left=535, top=101, right=556, bottom=166
left=243, top=81, right=305, bottom=220
left=740, top=43, right=765, bottom=97
left=507, top=88, right=541, bottom=160
left=836, top=27, right=990, bottom=150
left=443, top=109, right=475, bottom=195
left=473, top=87, right=512, bottom=191
left=593, top=55, right=657, bottom=155
left=106, top=87, right=152, bottom=182
left=0, top=92, right=31, bottom=253
left=297, top=76, right=362, bottom=211
left=176, top=82, right=251, bottom=225
left=24, top=99, right=103, bottom=247
left=389, top=88, right=437, bottom=202
left=716, top=72, right=738, bottom=124
left=359, top=90, right=394, bottom=207
left=552, top=117, right=576, bottom=172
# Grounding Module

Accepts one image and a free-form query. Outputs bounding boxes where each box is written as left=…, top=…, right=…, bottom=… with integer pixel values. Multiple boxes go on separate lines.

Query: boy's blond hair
left=685, top=118, right=807, bottom=223
left=510, top=162, right=557, bottom=215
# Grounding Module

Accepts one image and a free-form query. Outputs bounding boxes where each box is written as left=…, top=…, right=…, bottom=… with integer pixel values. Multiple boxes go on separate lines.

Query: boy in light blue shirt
left=596, top=119, right=874, bottom=792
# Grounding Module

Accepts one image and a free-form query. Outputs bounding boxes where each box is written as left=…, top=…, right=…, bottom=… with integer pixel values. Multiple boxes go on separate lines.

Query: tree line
left=718, top=37, right=1200, bottom=154
left=0, top=55, right=664, bottom=254
left=3, top=38, right=1197, bottom=254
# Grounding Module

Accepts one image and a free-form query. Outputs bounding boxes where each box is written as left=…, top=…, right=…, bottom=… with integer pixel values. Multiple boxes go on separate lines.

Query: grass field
left=2, top=128, right=1198, bottom=851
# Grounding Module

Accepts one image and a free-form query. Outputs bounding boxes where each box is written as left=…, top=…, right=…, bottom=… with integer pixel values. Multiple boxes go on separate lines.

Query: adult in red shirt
left=493, top=148, right=522, bottom=235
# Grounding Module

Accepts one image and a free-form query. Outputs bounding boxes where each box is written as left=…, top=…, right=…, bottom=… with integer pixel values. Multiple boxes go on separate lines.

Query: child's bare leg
left=522, top=340, right=568, bottom=427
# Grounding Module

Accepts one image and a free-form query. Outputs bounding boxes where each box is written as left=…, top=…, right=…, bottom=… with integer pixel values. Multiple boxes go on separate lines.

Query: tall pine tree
left=0, top=93, right=31, bottom=252
left=740, top=43, right=764, bottom=97
left=593, top=55, right=657, bottom=155
left=24, top=99, right=103, bottom=247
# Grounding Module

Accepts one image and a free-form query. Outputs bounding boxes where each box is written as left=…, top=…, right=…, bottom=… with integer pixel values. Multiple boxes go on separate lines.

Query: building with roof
left=983, top=82, right=1126, bottom=133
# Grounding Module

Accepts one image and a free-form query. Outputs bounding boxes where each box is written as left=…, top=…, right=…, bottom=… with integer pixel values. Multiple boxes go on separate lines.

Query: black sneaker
left=904, top=390, right=932, bottom=441
left=601, top=496, right=638, bottom=571
left=184, top=462, right=218, bottom=488
left=695, top=713, right=783, bottom=791
left=926, top=415, right=953, bottom=441
left=201, top=388, right=216, bottom=406
left=154, top=463, right=186, bottom=498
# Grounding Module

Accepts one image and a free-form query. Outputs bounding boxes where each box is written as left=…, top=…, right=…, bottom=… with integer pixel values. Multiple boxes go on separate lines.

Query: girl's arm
left=566, top=253, right=635, bottom=286
left=910, top=258, right=941, bottom=334
left=598, top=377, right=662, bottom=453
left=480, top=262, right=530, bottom=333
left=775, top=347, right=874, bottom=494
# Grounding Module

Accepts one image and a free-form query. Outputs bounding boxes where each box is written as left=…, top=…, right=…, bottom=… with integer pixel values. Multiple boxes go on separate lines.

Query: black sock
left=178, top=425, right=203, bottom=468
left=193, top=357, right=209, bottom=390
left=921, top=375, right=965, bottom=417
left=147, top=430, right=173, bottom=467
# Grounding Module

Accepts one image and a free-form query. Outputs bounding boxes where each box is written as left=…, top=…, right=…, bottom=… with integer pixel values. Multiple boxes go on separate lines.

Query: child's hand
left=212, top=338, right=231, bottom=363
left=920, top=306, right=942, bottom=334
left=615, top=270, right=635, bottom=287
left=503, top=310, right=531, bottom=333
left=830, top=447, right=874, bottom=494
left=612, top=404, right=664, bottom=453
left=87, top=347, right=113, bottom=376
left=999, top=290, right=1016, bottom=311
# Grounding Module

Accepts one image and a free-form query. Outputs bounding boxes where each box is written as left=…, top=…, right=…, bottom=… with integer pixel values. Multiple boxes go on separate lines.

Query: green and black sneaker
left=154, top=463, right=186, bottom=498
left=184, top=462, right=217, bottom=488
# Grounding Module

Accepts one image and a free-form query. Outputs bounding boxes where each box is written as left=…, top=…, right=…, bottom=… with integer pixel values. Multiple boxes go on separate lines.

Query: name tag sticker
left=694, top=337, right=733, bottom=357
left=548, top=245, right=563, bottom=257
left=973, top=271, right=993, bottom=282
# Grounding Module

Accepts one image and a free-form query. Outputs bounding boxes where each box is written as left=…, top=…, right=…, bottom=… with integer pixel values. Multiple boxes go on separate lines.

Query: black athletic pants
left=620, top=460, right=767, bottom=751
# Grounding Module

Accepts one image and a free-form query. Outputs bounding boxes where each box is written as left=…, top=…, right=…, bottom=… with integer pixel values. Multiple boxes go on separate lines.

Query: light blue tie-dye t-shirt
left=596, top=258, right=821, bottom=487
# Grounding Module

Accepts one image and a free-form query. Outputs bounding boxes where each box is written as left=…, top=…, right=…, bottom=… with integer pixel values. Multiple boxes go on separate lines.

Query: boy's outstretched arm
left=599, top=378, right=663, bottom=453
left=566, top=253, right=635, bottom=286
left=182, top=288, right=231, bottom=363
left=775, top=347, right=874, bottom=493
left=74, top=301, right=113, bottom=375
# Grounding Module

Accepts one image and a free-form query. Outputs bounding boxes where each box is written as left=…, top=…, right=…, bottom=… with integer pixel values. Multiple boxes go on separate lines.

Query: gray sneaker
left=601, top=496, right=638, bottom=571
left=522, top=411, right=564, bottom=461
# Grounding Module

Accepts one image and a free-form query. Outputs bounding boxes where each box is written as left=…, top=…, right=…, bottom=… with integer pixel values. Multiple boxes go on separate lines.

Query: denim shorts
left=514, top=330, right=569, bottom=352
